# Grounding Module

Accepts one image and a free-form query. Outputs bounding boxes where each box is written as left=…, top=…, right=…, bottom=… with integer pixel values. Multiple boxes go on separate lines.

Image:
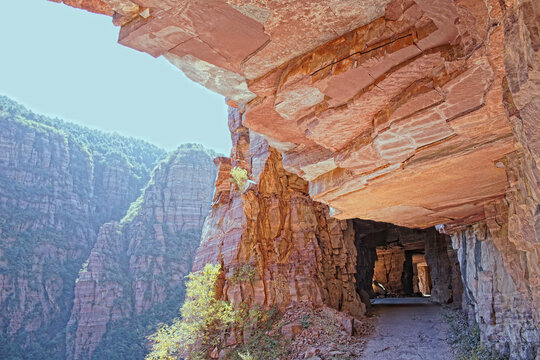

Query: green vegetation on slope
left=0, top=95, right=167, bottom=359
left=443, top=307, right=508, bottom=360
left=147, top=264, right=236, bottom=360
left=0, top=95, right=166, bottom=187
left=73, top=145, right=217, bottom=359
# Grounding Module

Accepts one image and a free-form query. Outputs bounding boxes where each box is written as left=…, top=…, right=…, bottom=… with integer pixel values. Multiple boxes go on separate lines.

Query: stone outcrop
left=194, top=107, right=464, bottom=342
left=0, top=96, right=165, bottom=358
left=194, top=107, right=365, bottom=318
left=66, top=145, right=216, bottom=360
left=47, top=0, right=540, bottom=357
left=0, top=104, right=96, bottom=356
left=451, top=222, right=539, bottom=358
left=425, top=230, right=462, bottom=305
left=58, top=0, right=517, bottom=228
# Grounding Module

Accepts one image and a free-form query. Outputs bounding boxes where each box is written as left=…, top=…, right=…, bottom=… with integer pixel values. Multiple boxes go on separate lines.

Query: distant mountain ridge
left=0, top=96, right=217, bottom=359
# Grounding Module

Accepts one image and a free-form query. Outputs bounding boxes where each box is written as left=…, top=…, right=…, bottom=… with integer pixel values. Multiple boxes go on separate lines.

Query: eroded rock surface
left=56, top=0, right=518, bottom=229
left=0, top=97, right=165, bottom=358
left=194, top=107, right=365, bottom=318
left=66, top=145, right=216, bottom=360
left=51, top=0, right=540, bottom=358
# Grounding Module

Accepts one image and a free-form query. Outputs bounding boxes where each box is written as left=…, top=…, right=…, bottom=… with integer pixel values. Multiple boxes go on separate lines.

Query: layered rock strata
left=450, top=221, right=539, bottom=359
left=66, top=145, right=216, bottom=360
left=194, top=107, right=463, bottom=332
left=57, top=0, right=517, bottom=228
left=0, top=97, right=165, bottom=358
left=0, top=106, right=96, bottom=357
left=53, top=0, right=540, bottom=357
left=443, top=1, right=540, bottom=357
left=193, top=107, right=365, bottom=318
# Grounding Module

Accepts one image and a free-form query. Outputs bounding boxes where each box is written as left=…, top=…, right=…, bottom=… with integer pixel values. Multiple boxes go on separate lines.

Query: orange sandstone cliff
left=53, top=0, right=540, bottom=358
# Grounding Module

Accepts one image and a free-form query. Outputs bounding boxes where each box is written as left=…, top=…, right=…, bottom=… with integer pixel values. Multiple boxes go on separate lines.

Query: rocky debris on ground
left=277, top=302, right=374, bottom=360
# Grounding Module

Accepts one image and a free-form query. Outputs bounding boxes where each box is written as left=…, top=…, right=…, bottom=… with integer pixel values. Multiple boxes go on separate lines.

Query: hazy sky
left=0, top=0, right=231, bottom=154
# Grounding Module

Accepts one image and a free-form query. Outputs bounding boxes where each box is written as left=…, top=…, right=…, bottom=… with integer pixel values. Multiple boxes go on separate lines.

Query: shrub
left=300, top=314, right=312, bottom=330
left=230, top=167, right=248, bottom=192
left=442, top=307, right=508, bottom=360
left=238, top=351, right=254, bottom=360
left=230, top=264, right=256, bottom=285
left=146, top=264, right=236, bottom=360
left=228, top=306, right=289, bottom=360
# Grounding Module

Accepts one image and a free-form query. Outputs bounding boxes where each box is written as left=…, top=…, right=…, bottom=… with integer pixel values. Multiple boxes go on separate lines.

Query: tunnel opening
left=350, top=219, right=462, bottom=310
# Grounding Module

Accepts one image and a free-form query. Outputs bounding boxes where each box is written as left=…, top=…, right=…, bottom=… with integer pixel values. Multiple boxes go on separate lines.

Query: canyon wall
left=444, top=1, right=540, bottom=357
left=0, top=100, right=97, bottom=358
left=194, top=107, right=464, bottom=346
left=193, top=107, right=365, bottom=319
left=46, top=0, right=540, bottom=358
left=67, top=145, right=216, bottom=360
left=0, top=96, right=166, bottom=359
left=451, top=220, right=539, bottom=359
left=0, top=97, right=218, bottom=360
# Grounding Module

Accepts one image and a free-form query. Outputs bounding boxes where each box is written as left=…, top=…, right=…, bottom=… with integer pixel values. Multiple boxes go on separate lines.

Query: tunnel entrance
left=372, top=248, right=431, bottom=297
left=351, top=219, right=461, bottom=309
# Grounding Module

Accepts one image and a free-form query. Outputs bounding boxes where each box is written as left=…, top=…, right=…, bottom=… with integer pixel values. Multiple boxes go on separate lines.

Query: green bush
left=146, top=264, right=236, bottom=360
left=230, top=264, right=256, bottom=285
left=300, top=314, right=312, bottom=330
left=230, top=167, right=248, bottom=192
left=238, top=351, right=254, bottom=360
left=442, top=308, right=508, bottom=360
left=228, top=306, right=289, bottom=360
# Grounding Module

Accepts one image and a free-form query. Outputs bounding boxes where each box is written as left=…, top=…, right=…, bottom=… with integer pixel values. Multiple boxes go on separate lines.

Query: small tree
left=230, top=166, right=248, bottom=192
left=146, top=264, right=235, bottom=360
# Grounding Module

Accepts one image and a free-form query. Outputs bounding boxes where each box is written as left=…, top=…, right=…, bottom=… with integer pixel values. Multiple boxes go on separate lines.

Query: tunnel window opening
left=350, top=219, right=451, bottom=308
left=371, top=247, right=432, bottom=298
left=414, top=253, right=432, bottom=297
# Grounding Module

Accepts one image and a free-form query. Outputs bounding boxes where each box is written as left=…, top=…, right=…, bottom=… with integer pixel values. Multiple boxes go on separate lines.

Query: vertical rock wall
left=0, top=114, right=96, bottom=358
left=194, top=107, right=365, bottom=318
left=451, top=221, right=539, bottom=359
left=446, top=1, right=540, bottom=358
left=66, top=146, right=216, bottom=360
left=424, top=232, right=462, bottom=305
left=0, top=97, right=166, bottom=358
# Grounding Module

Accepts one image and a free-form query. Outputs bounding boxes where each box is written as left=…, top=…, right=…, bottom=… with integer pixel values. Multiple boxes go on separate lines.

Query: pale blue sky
left=0, top=0, right=231, bottom=154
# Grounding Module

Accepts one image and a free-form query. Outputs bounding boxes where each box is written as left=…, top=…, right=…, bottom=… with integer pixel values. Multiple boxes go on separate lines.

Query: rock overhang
left=52, top=0, right=516, bottom=228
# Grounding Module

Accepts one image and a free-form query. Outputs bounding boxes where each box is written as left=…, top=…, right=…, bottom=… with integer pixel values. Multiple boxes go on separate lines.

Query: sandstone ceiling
left=52, top=0, right=517, bottom=228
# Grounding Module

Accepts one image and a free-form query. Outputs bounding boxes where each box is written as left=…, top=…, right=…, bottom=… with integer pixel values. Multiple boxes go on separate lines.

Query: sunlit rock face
left=0, top=97, right=166, bottom=358
left=66, top=146, right=216, bottom=360
left=193, top=107, right=365, bottom=318
left=56, top=0, right=516, bottom=229
left=55, top=0, right=539, bottom=358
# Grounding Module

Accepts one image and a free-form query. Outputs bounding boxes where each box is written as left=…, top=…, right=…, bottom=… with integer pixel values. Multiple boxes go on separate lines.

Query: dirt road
left=360, top=298, right=454, bottom=360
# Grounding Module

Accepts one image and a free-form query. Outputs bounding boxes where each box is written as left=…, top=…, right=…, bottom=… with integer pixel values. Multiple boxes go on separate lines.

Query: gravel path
left=360, top=298, right=454, bottom=360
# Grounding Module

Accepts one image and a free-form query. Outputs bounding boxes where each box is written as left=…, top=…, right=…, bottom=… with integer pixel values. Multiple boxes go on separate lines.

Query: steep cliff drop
left=0, top=97, right=217, bottom=359
left=193, top=106, right=465, bottom=358
left=194, top=107, right=365, bottom=317
left=0, top=96, right=165, bottom=359
left=67, top=145, right=216, bottom=360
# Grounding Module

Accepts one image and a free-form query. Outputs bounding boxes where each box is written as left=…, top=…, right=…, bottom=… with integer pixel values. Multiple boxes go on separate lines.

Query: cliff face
left=0, top=97, right=165, bottom=358
left=56, top=0, right=515, bottom=228
left=0, top=108, right=96, bottom=358
left=66, top=146, right=216, bottom=360
left=36, top=0, right=540, bottom=358
left=194, top=108, right=364, bottom=318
